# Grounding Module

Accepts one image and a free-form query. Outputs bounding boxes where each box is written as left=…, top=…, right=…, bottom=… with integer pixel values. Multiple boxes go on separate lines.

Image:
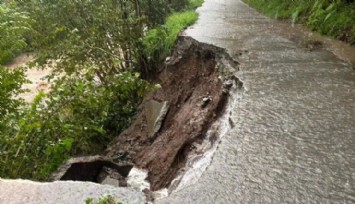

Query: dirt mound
left=105, top=36, right=239, bottom=191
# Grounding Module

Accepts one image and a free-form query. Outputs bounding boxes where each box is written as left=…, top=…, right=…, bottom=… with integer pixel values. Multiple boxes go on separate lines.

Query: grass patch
left=141, top=0, right=203, bottom=71
left=188, top=0, right=204, bottom=10
left=142, top=11, right=198, bottom=64
left=243, top=0, right=355, bottom=45
left=85, top=195, right=122, bottom=204
left=86, top=195, right=122, bottom=204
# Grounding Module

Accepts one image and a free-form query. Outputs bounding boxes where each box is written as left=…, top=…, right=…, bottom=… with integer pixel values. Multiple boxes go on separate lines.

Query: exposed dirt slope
left=105, top=36, right=238, bottom=190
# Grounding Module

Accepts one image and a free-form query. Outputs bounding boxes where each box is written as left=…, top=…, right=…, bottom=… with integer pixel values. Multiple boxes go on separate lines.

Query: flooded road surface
left=159, top=0, right=355, bottom=203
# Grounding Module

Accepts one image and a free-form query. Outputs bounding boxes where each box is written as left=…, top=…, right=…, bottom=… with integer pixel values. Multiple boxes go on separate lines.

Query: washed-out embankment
left=51, top=36, right=243, bottom=202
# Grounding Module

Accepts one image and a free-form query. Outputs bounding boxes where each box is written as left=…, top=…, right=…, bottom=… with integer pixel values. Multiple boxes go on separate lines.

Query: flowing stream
left=158, top=0, right=355, bottom=203
left=6, top=53, right=51, bottom=103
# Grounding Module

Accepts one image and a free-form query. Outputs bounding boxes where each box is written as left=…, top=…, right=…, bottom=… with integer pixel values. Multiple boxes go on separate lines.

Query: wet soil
left=105, top=36, right=237, bottom=191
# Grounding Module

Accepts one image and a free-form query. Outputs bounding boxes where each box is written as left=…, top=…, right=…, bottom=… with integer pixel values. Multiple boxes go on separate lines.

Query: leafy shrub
left=86, top=195, right=122, bottom=204
left=0, top=3, right=32, bottom=64
left=16, top=0, right=145, bottom=78
left=0, top=71, right=153, bottom=180
left=0, top=67, right=27, bottom=120
left=141, top=10, right=199, bottom=74
left=188, top=0, right=205, bottom=9
left=16, top=0, right=198, bottom=77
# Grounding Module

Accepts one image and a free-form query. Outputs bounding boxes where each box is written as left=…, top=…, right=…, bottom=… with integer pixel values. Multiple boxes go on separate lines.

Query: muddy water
left=159, top=0, right=355, bottom=203
left=6, top=53, right=51, bottom=103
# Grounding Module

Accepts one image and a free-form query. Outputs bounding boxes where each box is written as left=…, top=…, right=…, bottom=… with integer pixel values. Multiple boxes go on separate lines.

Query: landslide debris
left=52, top=36, right=240, bottom=193
left=105, top=36, right=239, bottom=191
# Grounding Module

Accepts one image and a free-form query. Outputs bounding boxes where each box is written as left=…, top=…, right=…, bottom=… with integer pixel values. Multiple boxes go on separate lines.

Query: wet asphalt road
left=159, top=0, right=355, bottom=203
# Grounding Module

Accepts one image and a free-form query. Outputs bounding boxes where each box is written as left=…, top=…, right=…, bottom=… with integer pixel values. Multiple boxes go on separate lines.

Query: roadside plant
left=0, top=70, right=153, bottom=180
left=0, top=3, right=32, bottom=64
left=86, top=195, right=122, bottom=204
left=243, top=0, right=355, bottom=44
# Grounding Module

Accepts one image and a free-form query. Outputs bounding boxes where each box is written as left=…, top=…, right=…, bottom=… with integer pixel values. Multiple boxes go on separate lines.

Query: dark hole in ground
left=59, top=160, right=133, bottom=183
left=201, top=50, right=215, bottom=61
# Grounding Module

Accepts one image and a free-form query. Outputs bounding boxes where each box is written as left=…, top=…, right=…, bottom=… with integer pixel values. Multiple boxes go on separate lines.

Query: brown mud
left=5, top=53, right=51, bottom=103
left=104, top=36, right=239, bottom=191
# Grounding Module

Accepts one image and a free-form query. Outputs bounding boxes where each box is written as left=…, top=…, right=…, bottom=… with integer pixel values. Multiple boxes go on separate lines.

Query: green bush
left=141, top=10, right=199, bottom=73
left=86, top=195, right=122, bottom=204
left=0, top=67, right=27, bottom=120
left=188, top=0, right=205, bottom=10
left=16, top=0, right=145, bottom=77
left=243, top=0, right=355, bottom=45
left=0, top=3, right=32, bottom=65
left=16, top=0, right=199, bottom=77
left=0, top=71, right=153, bottom=180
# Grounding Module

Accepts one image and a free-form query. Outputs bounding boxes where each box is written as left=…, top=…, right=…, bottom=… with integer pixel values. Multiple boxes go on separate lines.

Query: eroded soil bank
left=52, top=36, right=239, bottom=198
left=102, top=36, right=238, bottom=191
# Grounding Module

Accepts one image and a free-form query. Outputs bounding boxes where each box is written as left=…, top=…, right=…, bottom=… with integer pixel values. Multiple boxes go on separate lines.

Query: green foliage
left=16, top=0, right=198, bottom=77
left=0, top=3, right=32, bottom=64
left=188, top=0, right=205, bottom=10
left=0, top=67, right=27, bottom=120
left=0, top=0, right=202, bottom=180
left=0, top=2, right=30, bottom=135
left=141, top=10, right=199, bottom=73
left=16, top=0, right=145, bottom=78
left=0, top=66, right=28, bottom=148
left=243, top=0, right=355, bottom=45
left=86, top=195, right=122, bottom=204
left=0, top=71, right=153, bottom=180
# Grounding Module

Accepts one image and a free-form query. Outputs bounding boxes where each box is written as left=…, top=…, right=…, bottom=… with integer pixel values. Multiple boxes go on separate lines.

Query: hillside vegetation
left=0, top=0, right=203, bottom=180
left=243, top=0, right=355, bottom=45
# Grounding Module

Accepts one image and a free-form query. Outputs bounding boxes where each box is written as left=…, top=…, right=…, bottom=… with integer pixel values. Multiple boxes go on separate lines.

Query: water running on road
left=159, top=0, right=355, bottom=203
